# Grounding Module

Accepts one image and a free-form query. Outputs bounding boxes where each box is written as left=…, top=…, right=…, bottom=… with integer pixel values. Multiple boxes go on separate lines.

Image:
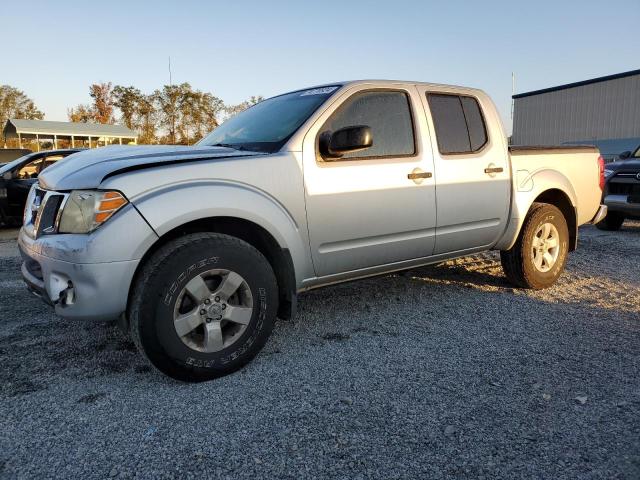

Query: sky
left=2, top=0, right=639, bottom=133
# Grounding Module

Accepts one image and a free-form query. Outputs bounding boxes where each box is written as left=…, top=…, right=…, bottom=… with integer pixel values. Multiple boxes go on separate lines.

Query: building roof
left=513, top=68, right=640, bottom=99
left=3, top=119, right=137, bottom=138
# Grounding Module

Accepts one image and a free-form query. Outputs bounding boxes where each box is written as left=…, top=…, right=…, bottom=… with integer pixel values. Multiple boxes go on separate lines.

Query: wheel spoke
left=174, top=310, right=203, bottom=337
left=184, top=275, right=211, bottom=303
left=532, top=235, right=541, bottom=248
left=224, top=305, right=253, bottom=325
left=203, top=321, right=224, bottom=352
left=543, top=252, right=554, bottom=268
left=542, top=223, right=551, bottom=240
left=215, top=272, right=244, bottom=300
left=546, top=236, right=558, bottom=249
left=533, top=252, right=543, bottom=269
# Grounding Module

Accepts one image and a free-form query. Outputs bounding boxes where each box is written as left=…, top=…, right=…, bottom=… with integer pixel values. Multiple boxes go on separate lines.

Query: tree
left=67, top=82, right=114, bottom=124
left=89, top=82, right=115, bottom=124
left=67, top=104, right=93, bottom=123
left=0, top=85, right=44, bottom=145
left=137, top=94, right=158, bottom=144
left=154, top=83, right=225, bottom=144
left=224, top=95, right=263, bottom=120
left=112, top=85, right=142, bottom=130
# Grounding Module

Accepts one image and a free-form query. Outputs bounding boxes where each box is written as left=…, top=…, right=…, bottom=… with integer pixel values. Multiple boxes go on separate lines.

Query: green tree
left=154, top=83, right=225, bottom=144
left=0, top=85, right=44, bottom=146
left=113, top=85, right=142, bottom=130
left=137, top=94, right=158, bottom=144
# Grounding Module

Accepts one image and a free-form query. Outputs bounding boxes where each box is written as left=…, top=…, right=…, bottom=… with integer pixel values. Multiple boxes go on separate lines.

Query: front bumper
left=19, top=241, right=140, bottom=320
left=603, top=194, right=640, bottom=217
left=18, top=203, right=158, bottom=321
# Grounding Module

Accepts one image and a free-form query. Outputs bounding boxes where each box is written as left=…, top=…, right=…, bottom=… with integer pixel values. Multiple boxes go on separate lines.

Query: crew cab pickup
left=18, top=81, right=607, bottom=381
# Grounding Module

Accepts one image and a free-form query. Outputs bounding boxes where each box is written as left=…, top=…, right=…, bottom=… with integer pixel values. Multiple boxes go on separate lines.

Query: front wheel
left=129, top=232, right=278, bottom=382
left=500, top=203, right=569, bottom=290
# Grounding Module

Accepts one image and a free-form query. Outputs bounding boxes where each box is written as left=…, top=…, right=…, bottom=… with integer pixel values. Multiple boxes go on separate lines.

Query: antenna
left=511, top=72, right=515, bottom=120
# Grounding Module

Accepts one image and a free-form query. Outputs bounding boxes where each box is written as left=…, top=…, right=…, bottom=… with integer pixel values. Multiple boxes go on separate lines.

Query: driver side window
left=322, top=90, right=415, bottom=160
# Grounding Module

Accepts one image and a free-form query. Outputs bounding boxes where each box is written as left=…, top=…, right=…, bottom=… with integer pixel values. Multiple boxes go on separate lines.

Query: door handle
left=484, top=166, right=503, bottom=174
left=407, top=171, right=432, bottom=180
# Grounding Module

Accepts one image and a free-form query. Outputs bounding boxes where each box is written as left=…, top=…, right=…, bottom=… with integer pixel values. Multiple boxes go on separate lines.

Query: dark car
left=0, top=149, right=83, bottom=225
left=597, top=145, right=640, bottom=230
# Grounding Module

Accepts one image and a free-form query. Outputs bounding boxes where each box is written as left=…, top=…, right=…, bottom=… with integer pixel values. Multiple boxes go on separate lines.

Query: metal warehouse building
left=511, top=69, right=640, bottom=150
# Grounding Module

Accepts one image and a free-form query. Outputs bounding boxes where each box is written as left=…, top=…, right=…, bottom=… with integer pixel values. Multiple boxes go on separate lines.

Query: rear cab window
left=426, top=93, right=488, bottom=155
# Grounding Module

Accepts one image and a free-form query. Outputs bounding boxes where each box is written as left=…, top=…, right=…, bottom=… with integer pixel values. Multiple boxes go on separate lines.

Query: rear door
left=417, top=88, right=511, bottom=254
left=302, top=84, right=437, bottom=277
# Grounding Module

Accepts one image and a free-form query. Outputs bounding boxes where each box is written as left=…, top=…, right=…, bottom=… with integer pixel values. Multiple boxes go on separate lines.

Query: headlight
left=604, top=168, right=615, bottom=177
left=58, top=190, right=128, bottom=233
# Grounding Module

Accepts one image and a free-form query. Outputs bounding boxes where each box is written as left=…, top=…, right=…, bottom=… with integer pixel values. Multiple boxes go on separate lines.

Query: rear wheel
left=500, top=203, right=569, bottom=289
left=129, top=232, right=278, bottom=382
left=596, top=211, right=625, bottom=231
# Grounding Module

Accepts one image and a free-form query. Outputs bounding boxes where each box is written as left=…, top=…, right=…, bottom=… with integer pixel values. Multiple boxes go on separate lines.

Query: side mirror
left=319, top=125, right=373, bottom=159
left=619, top=150, right=632, bottom=160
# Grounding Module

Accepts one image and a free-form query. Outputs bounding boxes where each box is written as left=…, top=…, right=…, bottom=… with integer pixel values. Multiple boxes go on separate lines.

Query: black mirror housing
left=320, top=125, right=373, bottom=159
left=619, top=150, right=632, bottom=160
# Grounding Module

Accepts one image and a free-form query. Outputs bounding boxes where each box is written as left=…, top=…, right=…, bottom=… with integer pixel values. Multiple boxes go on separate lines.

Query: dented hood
left=38, top=145, right=263, bottom=190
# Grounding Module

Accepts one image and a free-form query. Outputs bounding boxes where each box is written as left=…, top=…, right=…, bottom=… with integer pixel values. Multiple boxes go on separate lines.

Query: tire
left=500, top=203, right=569, bottom=290
left=595, top=211, right=625, bottom=231
left=129, top=232, right=278, bottom=382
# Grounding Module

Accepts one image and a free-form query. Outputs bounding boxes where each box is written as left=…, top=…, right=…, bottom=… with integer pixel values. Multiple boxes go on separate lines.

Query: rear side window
left=427, top=93, right=488, bottom=154
left=322, top=90, right=415, bottom=159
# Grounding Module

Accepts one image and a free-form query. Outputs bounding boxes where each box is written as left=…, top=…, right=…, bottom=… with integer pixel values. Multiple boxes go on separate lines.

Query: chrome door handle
left=484, top=167, right=503, bottom=174
left=408, top=172, right=432, bottom=180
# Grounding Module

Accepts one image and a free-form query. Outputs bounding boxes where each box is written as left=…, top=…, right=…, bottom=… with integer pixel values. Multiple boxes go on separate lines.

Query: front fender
left=131, top=179, right=313, bottom=284
left=495, top=168, right=577, bottom=251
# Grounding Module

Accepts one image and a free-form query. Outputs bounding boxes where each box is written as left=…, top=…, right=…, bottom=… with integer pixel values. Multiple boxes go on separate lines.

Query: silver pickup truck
left=19, top=80, right=607, bottom=381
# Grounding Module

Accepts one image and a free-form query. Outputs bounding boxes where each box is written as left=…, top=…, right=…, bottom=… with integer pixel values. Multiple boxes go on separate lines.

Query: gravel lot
left=1, top=223, right=639, bottom=479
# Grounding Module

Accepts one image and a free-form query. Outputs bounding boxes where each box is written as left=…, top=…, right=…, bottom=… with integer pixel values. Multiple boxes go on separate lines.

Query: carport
left=3, top=119, right=137, bottom=151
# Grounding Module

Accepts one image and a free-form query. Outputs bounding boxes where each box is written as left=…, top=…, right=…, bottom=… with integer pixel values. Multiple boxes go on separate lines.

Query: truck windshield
left=198, top=86, right=340, bottom=153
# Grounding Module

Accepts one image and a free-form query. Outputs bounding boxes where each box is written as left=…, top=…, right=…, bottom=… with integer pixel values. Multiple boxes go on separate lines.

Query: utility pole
left=511, top=72, right=516, bottom=120
left=169, top=56, right=175, bottom=144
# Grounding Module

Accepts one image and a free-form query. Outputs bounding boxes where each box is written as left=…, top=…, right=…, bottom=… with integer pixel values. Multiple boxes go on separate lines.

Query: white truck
left=19, top=80, right=607, bottom=381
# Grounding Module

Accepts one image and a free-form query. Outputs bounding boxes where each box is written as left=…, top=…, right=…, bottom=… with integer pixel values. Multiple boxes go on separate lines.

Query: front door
left=302, top=85, right=438, bottom=277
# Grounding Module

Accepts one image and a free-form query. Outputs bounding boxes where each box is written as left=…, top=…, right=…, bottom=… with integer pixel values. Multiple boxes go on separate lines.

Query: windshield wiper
left=211, top=143, right=246, bottom=151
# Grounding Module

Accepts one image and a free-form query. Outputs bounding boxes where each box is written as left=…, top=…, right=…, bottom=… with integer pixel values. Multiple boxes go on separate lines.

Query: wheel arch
left=532, top=189, right=577, bottom=251
left=126, top=216, right=298, bottom=325
left=496, top=171, right=578, bottom=252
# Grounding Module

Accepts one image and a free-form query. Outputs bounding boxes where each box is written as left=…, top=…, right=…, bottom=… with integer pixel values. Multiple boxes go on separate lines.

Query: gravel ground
left=1, top=223, right=639, bottom=479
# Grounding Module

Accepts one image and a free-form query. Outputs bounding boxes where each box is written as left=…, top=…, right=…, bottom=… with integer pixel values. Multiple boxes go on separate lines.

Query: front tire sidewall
left=134, top=236, right=277, bottom=382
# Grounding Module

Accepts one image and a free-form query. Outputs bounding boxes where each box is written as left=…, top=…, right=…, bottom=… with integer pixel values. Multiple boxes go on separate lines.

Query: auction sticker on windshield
left=299, top=86, right=339, bottom=96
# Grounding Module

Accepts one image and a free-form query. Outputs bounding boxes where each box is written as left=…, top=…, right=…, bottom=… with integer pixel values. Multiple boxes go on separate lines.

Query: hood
left=38, top=145, right=264, bottom=190
left=607, top=158, right=640, bottom=172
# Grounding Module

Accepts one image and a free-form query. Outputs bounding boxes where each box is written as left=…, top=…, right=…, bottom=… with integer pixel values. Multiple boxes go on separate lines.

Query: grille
left=25, top=186, right=67, bottom=238
left=608, top=171, right=640, bottom=196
